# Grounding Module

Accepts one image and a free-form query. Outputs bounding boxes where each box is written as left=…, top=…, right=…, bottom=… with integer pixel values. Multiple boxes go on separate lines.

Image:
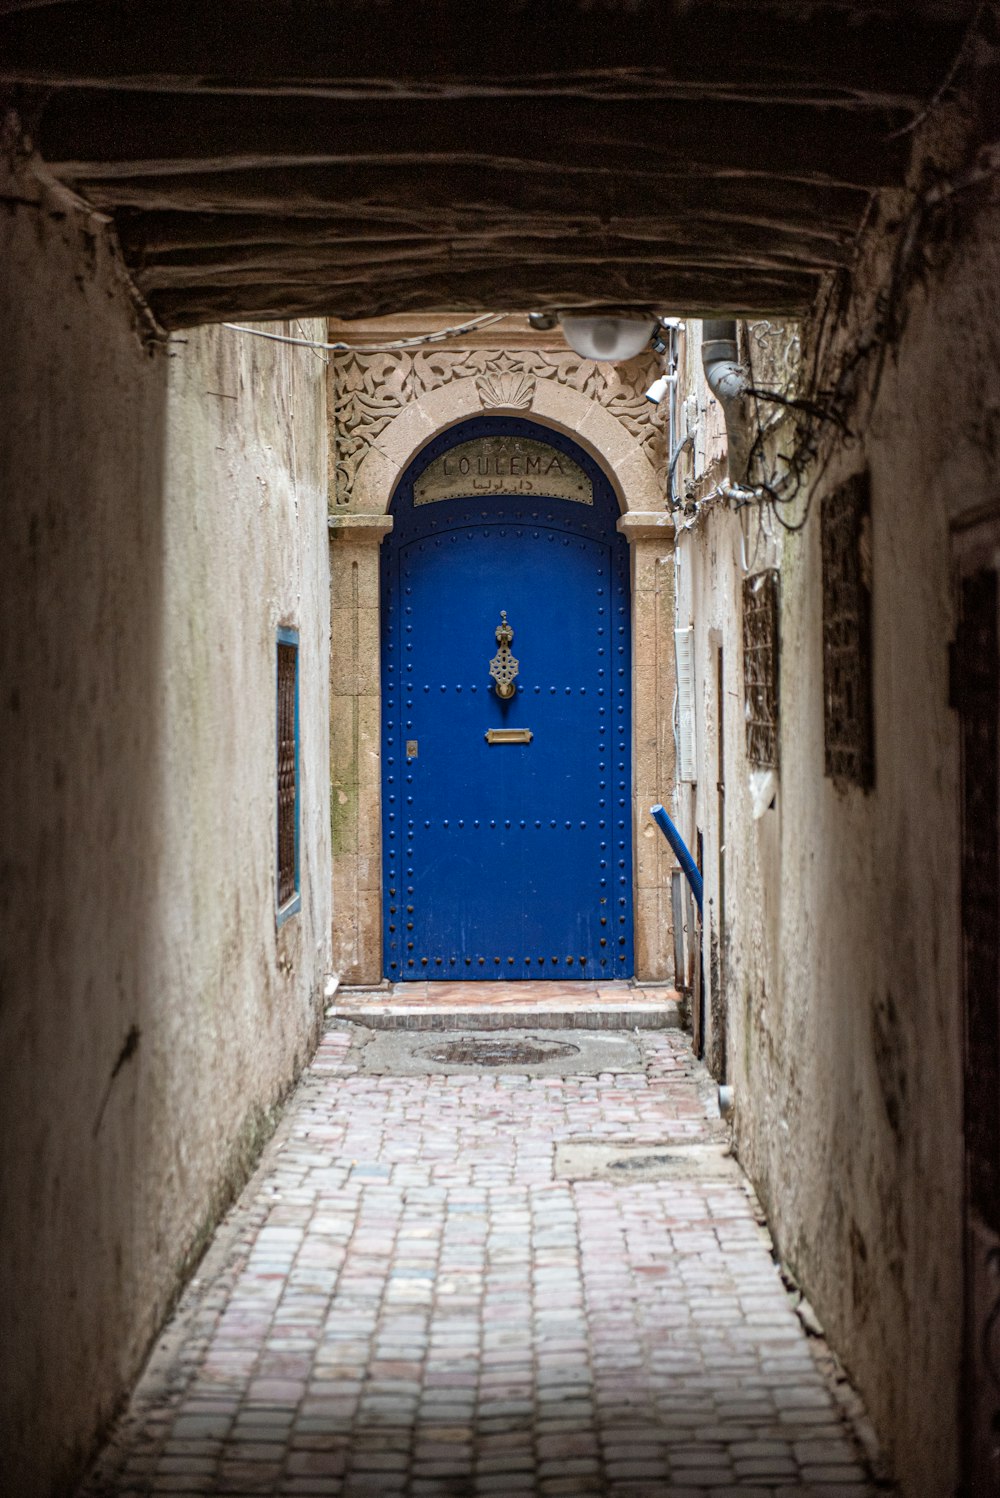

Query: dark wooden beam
left=115, top=211, right=613, bottom=253
left=151, top=261, right=820, bottom=328
left=115, top=209, right=856, bottom=257
left=0, top=0, right=973, bottom=112
left=127, top=226, right=852, bottom=299
left=73, top=161, right=874, bottom=235
left=157, top=226, right=819, bottom=273
left=139, top=262, right=825, bottom=300
left=35, top=91, right=909, bottom=190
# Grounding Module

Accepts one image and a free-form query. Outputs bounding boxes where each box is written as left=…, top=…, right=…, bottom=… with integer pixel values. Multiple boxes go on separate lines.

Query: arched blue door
left=381, top=417, right=633, bottom=981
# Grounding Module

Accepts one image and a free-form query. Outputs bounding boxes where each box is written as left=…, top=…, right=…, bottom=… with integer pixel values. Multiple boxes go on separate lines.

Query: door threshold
left=328, top=980, right=683, bottom=1031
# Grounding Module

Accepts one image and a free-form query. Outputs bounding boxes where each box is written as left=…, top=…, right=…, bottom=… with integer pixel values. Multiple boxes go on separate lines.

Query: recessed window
left=276, top=628, right=300, bottom=922
left=742, top=569, right=780, bottom=769
left=822, top=472, right=874, bottom=790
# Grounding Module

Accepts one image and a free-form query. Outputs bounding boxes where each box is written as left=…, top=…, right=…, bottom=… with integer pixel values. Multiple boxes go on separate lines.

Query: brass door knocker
left=489, top=611, right=519, bottom=699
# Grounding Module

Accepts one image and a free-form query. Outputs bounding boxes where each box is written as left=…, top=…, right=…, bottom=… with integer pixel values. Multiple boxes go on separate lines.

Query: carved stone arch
left=329, top=371, right=675, bottom=989
left=349, top=376, right=663, bottom=517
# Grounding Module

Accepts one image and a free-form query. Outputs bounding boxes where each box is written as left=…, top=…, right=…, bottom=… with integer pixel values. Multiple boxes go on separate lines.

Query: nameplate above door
left=415, top=437, right=593, bottom=505
left=485, top=728, right=533, bottom=745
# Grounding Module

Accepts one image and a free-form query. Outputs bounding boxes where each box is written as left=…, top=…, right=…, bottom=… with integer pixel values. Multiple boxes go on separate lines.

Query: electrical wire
left=221, top=313, right=507, bottom=353
left=667, top=433, right=694, bottom=510
left=296, top=319, right=329, bottom=365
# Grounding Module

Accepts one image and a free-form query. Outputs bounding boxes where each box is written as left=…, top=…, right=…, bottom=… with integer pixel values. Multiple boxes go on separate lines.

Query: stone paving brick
left=79, top=1027, right=883, bottom=1496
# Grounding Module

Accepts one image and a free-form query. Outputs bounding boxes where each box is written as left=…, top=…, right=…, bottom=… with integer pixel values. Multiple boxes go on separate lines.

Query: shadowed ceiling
left=0, top=0, right=981, bottom=328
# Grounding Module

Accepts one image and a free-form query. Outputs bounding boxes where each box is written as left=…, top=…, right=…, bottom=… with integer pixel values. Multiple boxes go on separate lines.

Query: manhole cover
left=422, top=1037, right=580, bottom=1067
left=354, top=1029, right=642, bottom=1077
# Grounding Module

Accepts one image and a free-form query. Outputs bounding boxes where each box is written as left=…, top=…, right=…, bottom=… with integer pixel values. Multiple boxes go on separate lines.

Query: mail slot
left=485, top=728, right=533, bottom=744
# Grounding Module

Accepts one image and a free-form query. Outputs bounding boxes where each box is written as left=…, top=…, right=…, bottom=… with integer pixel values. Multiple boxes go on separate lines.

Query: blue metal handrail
left=650, top=804, right=703, bottom=915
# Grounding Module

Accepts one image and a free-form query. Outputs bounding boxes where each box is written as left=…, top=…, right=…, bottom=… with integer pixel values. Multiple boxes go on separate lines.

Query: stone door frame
left=329, top=375, right=676, bottom=986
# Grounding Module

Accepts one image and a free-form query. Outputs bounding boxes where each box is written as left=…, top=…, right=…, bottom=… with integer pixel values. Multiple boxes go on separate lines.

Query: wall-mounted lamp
left=559, top=314, right=658, bottom=362
left=527, top=308, right=659, bottom=362
left=527, top=310, right=685, bottom=366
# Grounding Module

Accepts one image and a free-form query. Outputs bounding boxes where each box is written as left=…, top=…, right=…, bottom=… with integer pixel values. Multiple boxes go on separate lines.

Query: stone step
left=327, top=980, right=683, bottom=1031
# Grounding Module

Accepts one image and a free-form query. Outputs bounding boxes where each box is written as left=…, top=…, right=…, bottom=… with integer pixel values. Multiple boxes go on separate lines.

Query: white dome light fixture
left=558, top=313, right=658, bottom=362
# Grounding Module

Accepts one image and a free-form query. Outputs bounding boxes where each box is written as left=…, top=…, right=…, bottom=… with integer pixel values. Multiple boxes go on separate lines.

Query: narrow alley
left=81, top=1004, right=880, bottom=1497
left=4, top=6, right=1000, bottom=1496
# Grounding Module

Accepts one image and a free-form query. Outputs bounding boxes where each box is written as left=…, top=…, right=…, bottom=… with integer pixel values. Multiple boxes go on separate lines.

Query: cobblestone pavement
left=81, top=1028, right=883, bottom=1498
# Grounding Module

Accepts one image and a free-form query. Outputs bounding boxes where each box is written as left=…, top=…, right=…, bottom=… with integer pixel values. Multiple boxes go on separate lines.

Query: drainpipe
left=700, top=319, right=753, bottom=489
left=650, top=804, right=703, bottom=915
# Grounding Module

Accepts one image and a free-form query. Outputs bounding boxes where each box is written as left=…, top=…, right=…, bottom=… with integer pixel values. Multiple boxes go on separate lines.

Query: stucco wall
left=0, top=171, right=331, bottom=1496
left=676, top=193, right=1000, bottom=1493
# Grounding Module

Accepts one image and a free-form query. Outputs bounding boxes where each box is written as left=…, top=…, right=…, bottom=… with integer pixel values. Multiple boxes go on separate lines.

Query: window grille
left=742, top=569, right=780, bottom=769
left=276, top=629, right=300, bottom=918
left=822, top=472, right=874, bottom=789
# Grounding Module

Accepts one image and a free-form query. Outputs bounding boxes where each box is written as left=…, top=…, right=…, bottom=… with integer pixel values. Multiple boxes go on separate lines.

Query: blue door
left=381, top=417, right=633, bottom=980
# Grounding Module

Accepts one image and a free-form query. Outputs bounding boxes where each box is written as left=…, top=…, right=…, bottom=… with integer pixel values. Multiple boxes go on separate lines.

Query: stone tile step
left=327, top=981, right=683, bottom=1031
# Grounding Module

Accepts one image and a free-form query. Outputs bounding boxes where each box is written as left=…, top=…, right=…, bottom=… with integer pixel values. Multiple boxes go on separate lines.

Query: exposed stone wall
left=675, top=168, right=1000, bottom=1495
left=0, top=168, right=331, bottom=1497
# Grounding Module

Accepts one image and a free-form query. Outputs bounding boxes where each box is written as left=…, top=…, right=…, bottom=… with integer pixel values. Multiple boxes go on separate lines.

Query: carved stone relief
left=331, top=346, right=666, bottom=507
left=476, top=366, right=535, bottom=411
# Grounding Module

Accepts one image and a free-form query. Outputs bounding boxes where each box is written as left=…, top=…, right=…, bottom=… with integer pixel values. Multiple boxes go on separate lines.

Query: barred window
left=276, top=628, right=300, bottom=920
left=742, top=569, right=780, bottom=769
left=822, top=473, right=874, bottom=790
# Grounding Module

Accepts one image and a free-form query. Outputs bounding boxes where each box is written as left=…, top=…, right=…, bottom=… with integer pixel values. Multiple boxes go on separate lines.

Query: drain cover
left=423, top=1037, right=580, bottom=1067
left=607, top=1152, right=678, bottom=1172
left=555, top=1141, right=736, bottom=1181
left=354, top=1028, right=643, bottom=1077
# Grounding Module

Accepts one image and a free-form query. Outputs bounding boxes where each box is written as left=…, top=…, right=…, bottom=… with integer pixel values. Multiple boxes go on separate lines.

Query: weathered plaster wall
left=0, top=170, right=331, bottom=1496
left=677, top=190, right=1000, bottom=1493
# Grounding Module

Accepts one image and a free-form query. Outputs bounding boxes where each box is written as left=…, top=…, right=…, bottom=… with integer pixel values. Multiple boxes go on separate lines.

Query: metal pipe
left=701, top=318, right=752, bottom=486
left=650, top=804, right=703, bottom=915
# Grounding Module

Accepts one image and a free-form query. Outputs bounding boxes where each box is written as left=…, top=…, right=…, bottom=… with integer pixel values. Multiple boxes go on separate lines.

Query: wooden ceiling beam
left=128, top=226, right=852, bottom=295
left=103, top=172, right=871, bottom=234
left=35, top=92, right=910, bottom=191
left=74, top=171, right=879, bottom=243
left=0, top=0, right=972, bottom=112
left=137, top=221, right=832, bottom=276
left=152, top=262, right=820, bottom=328
left=137, top=261, right=826, bottom=297
left=115, top=209, right=856, bottom=256
left=113, top=202, right=861, bottom=272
